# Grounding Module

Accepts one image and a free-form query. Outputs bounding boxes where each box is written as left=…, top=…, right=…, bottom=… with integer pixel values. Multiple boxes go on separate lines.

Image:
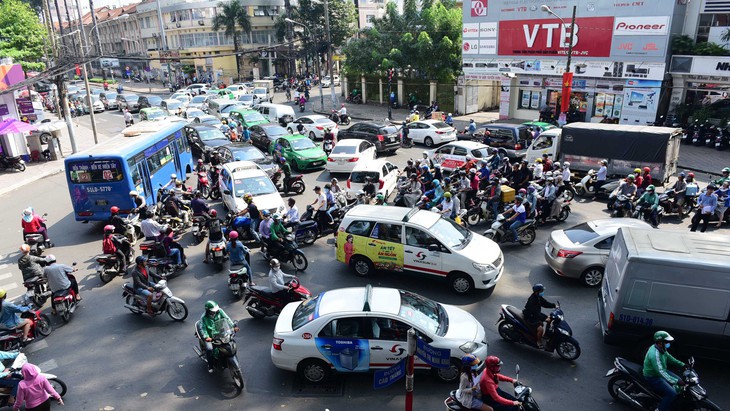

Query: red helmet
left=518, top=188, right=527, bottom=194
left=210, top=209, right=217, bottom=218
left=110, top=206, right=120, bottom=214
left=229, top=231, right=239, bottom=240
left=485, top=356, right=503, bottom=372
left=643, top=167, right=650, bottom=173
left=103, top=224, right=115, bottom=233
left=688, top=172, right=695, bottom=178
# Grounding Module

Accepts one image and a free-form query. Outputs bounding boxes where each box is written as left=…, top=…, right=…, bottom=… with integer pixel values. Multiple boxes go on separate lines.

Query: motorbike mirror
left=515, top=364, right=520, bottom=378
left=428, top=244, right=439, bottom=252
left=42, top=213, right=48, bottom=217
left=688, top=357, right=695, bottom=368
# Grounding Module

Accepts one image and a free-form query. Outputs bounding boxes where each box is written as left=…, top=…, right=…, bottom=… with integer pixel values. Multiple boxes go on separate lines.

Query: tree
left=213, top=0, right=252, bottom=81
left=0, top=0, right=47, bottom=72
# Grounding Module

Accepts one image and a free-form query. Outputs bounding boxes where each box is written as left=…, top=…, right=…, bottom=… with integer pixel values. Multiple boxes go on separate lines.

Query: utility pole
left=156, top=0, right=173, bottom=87
left=76, top=28, right=100, bottom=145
left=323, top=0, right=337, bottom=109
left=405, top=328, right=416, bottom=411
left=88, top=0, right=103, bottom=79
left=42, top=0, right=63, bottom=120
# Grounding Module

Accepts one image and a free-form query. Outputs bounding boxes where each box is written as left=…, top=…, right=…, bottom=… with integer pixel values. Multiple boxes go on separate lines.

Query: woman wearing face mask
left=522, top=283, right=556, bottom=349
left=456, top=354, right=493, bottom=411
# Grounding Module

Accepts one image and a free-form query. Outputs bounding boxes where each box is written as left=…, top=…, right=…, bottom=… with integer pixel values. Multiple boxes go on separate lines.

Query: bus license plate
left=96, top=199, right=109, bottom=206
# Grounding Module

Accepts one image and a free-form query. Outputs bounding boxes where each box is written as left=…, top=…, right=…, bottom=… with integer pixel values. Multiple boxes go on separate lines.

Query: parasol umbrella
left=0, top=118, right=38, bottom=134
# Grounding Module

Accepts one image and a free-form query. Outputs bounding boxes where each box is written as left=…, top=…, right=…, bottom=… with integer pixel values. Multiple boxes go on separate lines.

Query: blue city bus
left=64, top=120, right=194, bottom=222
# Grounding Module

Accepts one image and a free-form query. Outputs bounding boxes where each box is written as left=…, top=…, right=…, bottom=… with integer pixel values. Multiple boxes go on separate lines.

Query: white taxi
left=405, top=119, right=457, bottom=147
left=219, top=160, right=286, bottom=215
left=271, top=285, right=488, bottom=383
left=425, top=141, right=492, bottom=172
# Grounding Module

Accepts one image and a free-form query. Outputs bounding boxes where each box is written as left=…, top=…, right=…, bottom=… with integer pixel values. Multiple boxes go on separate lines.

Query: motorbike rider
left=203, top=210, right=226, bottom=264
left=670, top=172, right=688, bottom=213
left=237, top=193, right=261, bottom=243
left=195, top=159, right=207, bottom=174
left=129, top=190, right=147, bottom=216
left=456, top=354, right=492, bottom=411
left=190, top=191, right=210, bottom=220
left=690, top=184, right=718, bottom=233
left=311, top=186, right=329, bottom=229
left=284, top=198, right=299, bottom=228
left=0, top=289, right=32, bottom=343
left=561, top=161, right=572, bottom=187
left=258, top=211, right=273, bottom=251
left=102, top=225, right=128, bottom=271
left=501, top=196, right=527, bottom=242
left=642, top=331, right=685, bottom=411
left=323, top=184, right=338, bottom=224
left=224, top=231, right=251, bottom=278
left=323, top=127, right=336, bottom=149
left=210, top=151, right=223, bottom=167
left=140, top=211, right=165, bottom=241
left=437, top=192, right=454, bottom=218
left=479, top=356, right=521, bottom=411
left=355, top=190, right=369, bottom=205
left=523, top=283, right=556, bottom=349
left=712, top=167, right=730, bottom=186
left=161, top=227, right=184, bottom=268
left=522, top=187, right=537, bottom=218
left=616, top=174, right=638, bottom=214
left=161, top=173, right=182, bottom=191
left=199, top=301, right=237, bottom=373
left=268, top=259, right=295, bottom=304
left=485, top=178, right=502, bottom=220
left=21, top=208, right=49, bottom=244
left=467, top=119, right=477, bottom=134
left=639, top=166, right=653, bottom=195
left=268, top=213, right=289, bottom=257
left=445, top=113, right=454, bottom=127
left=164, top=190, right=190, bottom=227
left=17, top=244, right=46, bottom=283
left=593, top=160, right=609, bottom=199
left=537, top=177, right=557, bottom=222
left=374, top=193, right=387, bottom=206
left=715, top=181, right=729, bottom=227
left=277, top=157, right=294, bottom=194
left=636, top=185, right=660, bottom=227
left=43, top=255, right=80, bottom=316
left=533, top=158, right=544, bottom=180
left=107, top=206, right=127, bottom=235
left=419, top=164, right=433, bottom=188
left=132, top=256, right=156, bottom=315
left=542, top=153, right=552, bottom=170
left=498, top=158, right=512, bottom=180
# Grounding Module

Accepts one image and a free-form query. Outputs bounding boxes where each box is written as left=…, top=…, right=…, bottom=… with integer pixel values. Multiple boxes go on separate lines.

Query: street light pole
left=57, top=30, right=81, bottom=154
left=323, top=0, right=337, bottom=109
left=74, top=0, right=99, bottom=145
left=541, top=4, right=576, bottom=121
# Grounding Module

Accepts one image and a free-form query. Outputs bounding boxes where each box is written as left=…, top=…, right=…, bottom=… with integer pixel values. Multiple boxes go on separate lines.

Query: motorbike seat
left=97, top=254, right=118, bottom=262
left=617, top=358, right=647, bottom=382
left=523, top=219, right=535, bottom=226
left=0, top=330, right=17, bottom=337
left=123, top=283, right=135, bottom=293
left=23, top=276, right=41, bottom=285
left=140, top=240, right=159, bottom=249
left=52, top=289, right=71, bottom=298
left=229, top=264, right=247, bottom=273
left=251, top=285, right=276, bottom=296
left=192, top=216, right=207, bottom=223
left=506, top=306, right=528, bottom=324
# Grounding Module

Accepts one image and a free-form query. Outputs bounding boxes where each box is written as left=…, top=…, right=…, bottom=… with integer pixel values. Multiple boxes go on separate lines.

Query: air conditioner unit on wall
left=198, top=20, right=204, bottom=25
left=176, top=23, right=181, bottom=28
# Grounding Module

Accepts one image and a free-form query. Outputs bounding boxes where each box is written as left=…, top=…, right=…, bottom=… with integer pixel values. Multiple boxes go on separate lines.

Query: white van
left=257, top=103, right=295, bottom=126
left=207, top=99, right=241, bottom=120
left=524, top=128, right=561, bottom=164
left=335, top=205, right=504, bottom=294
left=598, top=227, right=730, bottom=358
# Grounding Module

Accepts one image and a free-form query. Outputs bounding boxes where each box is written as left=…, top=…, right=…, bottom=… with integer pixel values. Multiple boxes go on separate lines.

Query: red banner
left=75, top=64, right=81, bottom=77
left=498, top=17, right=614, bottom=58
left=560, top=72, right=573, bottom=113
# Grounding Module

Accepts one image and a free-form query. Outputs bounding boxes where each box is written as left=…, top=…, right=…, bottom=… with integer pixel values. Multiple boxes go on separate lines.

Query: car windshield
left=147, top=96, right=162, bottom=105
left=232, top=175, right=277, bottom=196
left=243, top=112, right=266, bottom=123
left=563, top=222, right=600, bottom=244
left=125, top=95, right=139, bottom=102
left=166, top=101, right=182, bottom=110
left=238, top=95, right=254, bottom=102
left=198, top=128, right=227, bottom=141
left=191, top=96, right=206, bottom=103
left=254, top=88, right=266, bottom=94
left=331, top=145, right=356, bottom=154
left=146, top=111, right=165, bottom=120
left=398, top=290, right=447, bottom=336
left=105, top=93, right=118, bottom=100
left=471, top=148, right=491, bottom=158
left=233, top=147, right=266, bottom=162
left=292, top=295, right=320, bottom=330
left=428, top=217, right=472, bottom=249
left=172, top=94, right=190, bottom=102
left=350, top=171, right=379, bottom=183
left=186, top=109, right=205, bottom=118
left=379, top=126, right=398, bottom=135
left=221, top=104, right=241, bottom=113
left=432, top=121, right=450, bottom=129
left=291, top=138, right=317, bottom=151
left=315, top=118, right=334, bottom=125
left=264, top=126, right=288, bottom=137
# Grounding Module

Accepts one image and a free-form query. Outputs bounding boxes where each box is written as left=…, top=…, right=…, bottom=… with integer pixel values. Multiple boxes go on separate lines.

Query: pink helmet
left=229, top=231, right=239, bottom=240
left=104, top=225, right=115, bottom=233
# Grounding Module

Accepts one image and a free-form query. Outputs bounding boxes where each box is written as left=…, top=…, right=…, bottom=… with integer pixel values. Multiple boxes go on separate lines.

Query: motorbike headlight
left=459, top=342, right=478, bottom=353
left=473, top=262, right=492, bottom=272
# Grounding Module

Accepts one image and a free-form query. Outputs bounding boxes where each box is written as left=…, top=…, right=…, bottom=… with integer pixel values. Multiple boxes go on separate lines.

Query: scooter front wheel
left=575, top=186, right=586, bottom=197
left=556, top=338, right=581, bottom=360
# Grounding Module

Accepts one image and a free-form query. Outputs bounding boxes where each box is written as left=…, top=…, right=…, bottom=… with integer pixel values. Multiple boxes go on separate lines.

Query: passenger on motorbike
left=522, top=188, right=537, bottom=218
left=636, top=185, right=660, bottom=227
left=323, top=184, right=338, bottom=223
left=419, top=164, right=433, bottom=188
left=437, top=192, right=454, bottom=218
left=129, top=190, right=147, bottom=217
left=485, top=178, right=502, bottom=220
left=498, top=158, right=512, bottom=180
left=237, top=193, right=262, bottom=243
left=140, top=211, right=165, bottom=241
left=638, top=167, right=653, bottom=195
left=522, top=283, right=556, bottom=349
left=0, top=289, right=32, bottom=342
left=203, top=210, right=225, bottom=264
left=670, top=172, right=687, bottom=212
left=642, top=331, right=685, bottom=411
left=132, top=256, right=155, bottom=315
left=21, top=208, right=49, bottom=243
left=190, top=191, right=210, bottom=220
left=537, top=177, right=557, bottom=221
left=311, top=186, right=330, bottom=228
left=199, top=301, right=237, bottom=373
left=17, top=244, right=45, bottom=282
left=161, top=227, right=184, bottom=268
left=632, top=168, right=643, bottom=190
left=102, top=225, right=128, bottom=271
left=501, top=196, right=527, bottom=242
left=456, top=354, right=492, bottom=411
left=161, top=173, right=181, bottom=191
left=715, top=181, right=729, bottom=227
left=330, top=178, right=342, bottom=195
left=533, top=158, right=543, bottom=180
left=43, top=255, right=80, bottom=316
left=268, top=259, right=295, bottom=305
left=224, top=231, right=251, bottom=278
left=542, top=154, right=552, bottom=171
left=479, top=356, right=521, bottom=411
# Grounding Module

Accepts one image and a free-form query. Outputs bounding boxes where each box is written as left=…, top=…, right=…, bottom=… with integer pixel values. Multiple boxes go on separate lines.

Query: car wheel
left=287, top=128, right=293, bottom=134
left=580, top=267, right=604, bottom=287
left=448, top=272, right=473, bottom=294
left=40, top=133, right=51, bottom=144
left=434, top=359, right=461, bottom=383
left=309, top=131, right=316, bottom=141
left=424, top=137, right=434, bottom=147
left=298, top=358, right=331, bottom=383
left=351, top=256, right=373, bottom=277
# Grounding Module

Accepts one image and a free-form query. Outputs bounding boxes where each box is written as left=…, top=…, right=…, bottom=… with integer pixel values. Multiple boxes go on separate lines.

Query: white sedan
left=325, top=139, right=376, bottom=174
left=405, top=119, right=457, bottom=147
left=287, top=115, right=339, bottom=140
left=271, top=286, right=488, bottom=383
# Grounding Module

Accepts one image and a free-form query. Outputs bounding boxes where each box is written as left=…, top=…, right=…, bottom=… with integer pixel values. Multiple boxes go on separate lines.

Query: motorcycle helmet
left=515, top=195, right=523, bottom=202
left=600, top=160, right=608, bottom=165
left=646, top=185, right=655, bottom=192
left=563, top=161, right=570, bottom=167
left=444, top=192, right=452, bottom=198
left=432, top=180, right=441, bottom=188
left=643, top=167, right=651, bottom=173
left=279, top=157, right=286, bottom=164
left=633, top=168, right=641, bottom=174
left=210, top=209, right=217, bottom=218
left=135, top=256, right=147, bottom=265
left=461, top=354, right=478, bottom=367
left=170, top=174, right=177, bottom=180
left=528, top=186, right=536, bottom=193
left=197, top=159, right=203, bottom=164
left=627, top=174, right=635, bottom=180
left=421, top=164, right=429, bottom=170
left=331, top=178, right=338, bottom=184
left=653, top=330, right=674, bottom=342
left=205, top=300, right=220, bottom=313
left=723, top=167, right=730, bottom=174
left=357, top=190, right=366, bottom=197
left=518, top=188, right=527, bottom=195
left=532, top=283, right=545, bottom=292
left=434, top=163, right=441, bottom=169
left=678, top=172, right=686, bottom=178
left=375, top=193, right=385, bottom=201
left=45, top=254, right=56, bottom=264
left=485, top=356, right=503, bottom=372
left=243, top=193, right=253, bottom=203
left=0, top=289, right=6, bottom=299
left=110, top=206, right=120, bottom=214
left=469, top=168, right=477, bottom=174
left=22, top=208, right=33, bottom=223
left=272, top=213, right=281, bottom=220
left=270, top=258, right=281, bottom=269
left=553, top=161, right=561, bottom=168
left=688, top=172, right=695, bottom=178
left=535, top=158, right=542, bottom=163
left=229, top=231, right=239, bottom=240
left=262, top=210, right=271, bottom=217
left=104, top=224, right=115, bottom=233
left=421, top=195, right=429, bottom=201
left=444, top=177, right=451, bottom=184
left=129, top=190, right=138, bottom=196
left=19, top=244, right=30, bottom=253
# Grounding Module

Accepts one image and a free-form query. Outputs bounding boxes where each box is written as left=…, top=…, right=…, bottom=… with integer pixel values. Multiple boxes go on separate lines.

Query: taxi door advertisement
left=315, top=338, right=370, bottom=372
left=336, top=230, right=404, bottom=271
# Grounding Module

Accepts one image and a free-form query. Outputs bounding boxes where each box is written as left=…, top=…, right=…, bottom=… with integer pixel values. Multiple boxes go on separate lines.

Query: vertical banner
left=560, top=72, right=574, bottom=113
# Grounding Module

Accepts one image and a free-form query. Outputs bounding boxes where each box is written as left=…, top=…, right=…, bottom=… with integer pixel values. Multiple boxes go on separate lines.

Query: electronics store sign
left=688, top=56, right=730, bottom=76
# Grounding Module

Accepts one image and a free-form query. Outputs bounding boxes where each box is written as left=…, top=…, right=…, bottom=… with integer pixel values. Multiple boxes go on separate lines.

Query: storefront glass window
left=518, top=90, right=541, bottom=110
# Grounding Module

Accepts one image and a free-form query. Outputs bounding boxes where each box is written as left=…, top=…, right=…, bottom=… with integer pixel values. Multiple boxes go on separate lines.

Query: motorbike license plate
left=213, top=251, right=223, bottom=257
left=716, top=143, right=721, bottom=147
left=229, top=283, right=240, bottom=291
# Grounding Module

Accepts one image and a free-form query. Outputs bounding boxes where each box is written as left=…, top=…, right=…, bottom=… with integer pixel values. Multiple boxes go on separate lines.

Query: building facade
left=461, top=0, right=687, bottom=125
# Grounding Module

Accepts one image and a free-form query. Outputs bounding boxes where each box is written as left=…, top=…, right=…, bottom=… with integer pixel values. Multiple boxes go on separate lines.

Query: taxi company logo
left=471, top=0, right=487, bottom=17
left=415, top=251, right=427, bottom=260
left=390, top=344, right=406, bottom=356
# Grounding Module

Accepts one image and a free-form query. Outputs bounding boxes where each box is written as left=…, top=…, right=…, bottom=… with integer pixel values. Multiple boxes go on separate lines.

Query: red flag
left=560, top=72, right=573, bottom=113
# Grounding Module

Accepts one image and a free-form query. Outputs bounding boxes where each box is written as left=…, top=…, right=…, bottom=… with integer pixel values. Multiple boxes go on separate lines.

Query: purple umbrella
left=0, top=118, right=38, bottom=134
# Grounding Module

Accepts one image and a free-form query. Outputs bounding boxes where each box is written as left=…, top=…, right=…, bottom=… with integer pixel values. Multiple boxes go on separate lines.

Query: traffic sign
left=415, top=339, right=450, bottom=369
left=373, top=359, right=406, bottom=389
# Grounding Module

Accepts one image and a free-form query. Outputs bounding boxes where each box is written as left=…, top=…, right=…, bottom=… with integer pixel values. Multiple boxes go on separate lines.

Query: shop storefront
left=669, top=55, right=730, bottom=112
left=461, top=0, right=683, bottom=125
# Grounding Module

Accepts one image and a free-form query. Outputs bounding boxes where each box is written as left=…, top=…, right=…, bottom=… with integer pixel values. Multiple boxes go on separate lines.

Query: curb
left=312, top=109, right=372, bottom=121
left=0, top=166, right=65, bottom=197
left=677, top=165, right=721, bottom=179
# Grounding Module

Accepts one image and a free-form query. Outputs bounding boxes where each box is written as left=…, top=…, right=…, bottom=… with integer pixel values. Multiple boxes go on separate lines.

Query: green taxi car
left=522, top=121, right=558, bottom=133
left=139, top=107, right=167, bottom=121
left=229, top=108, right=269, bottom=128
left=269, top=134, right=328, bottom=170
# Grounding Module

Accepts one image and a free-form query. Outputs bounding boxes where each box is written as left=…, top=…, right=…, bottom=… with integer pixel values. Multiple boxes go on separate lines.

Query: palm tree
left=213, top=0, right=252, bottom=81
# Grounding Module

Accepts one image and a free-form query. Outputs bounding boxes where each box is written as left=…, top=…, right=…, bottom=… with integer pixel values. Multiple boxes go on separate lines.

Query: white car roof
left=222, top=160, right=264, bottom=176
left=333, top=139, right=365, bottom=147
left=317, top=286, right=401, bottom=317
left=443, top=141, right=489, bottom=150
left=301, top=114, right=327, bottom=121
left=587, top=218, right=653, bottom=236
left=351, top=159, right=391, bottom=172
left=418, top=119, right=445, bottom=125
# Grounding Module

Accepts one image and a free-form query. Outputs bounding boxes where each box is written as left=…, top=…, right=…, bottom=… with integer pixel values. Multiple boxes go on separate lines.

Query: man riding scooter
left=642, top=331, right=685, bottom=411
left=635, top=185, right=660, bottom=227
left=198, top=301, right=238, bottom=373
left=268, top=259, right=295, bottom=305
left=479, top=356, right=522, bottom=410
left=522, top=283, right=556, bottom=349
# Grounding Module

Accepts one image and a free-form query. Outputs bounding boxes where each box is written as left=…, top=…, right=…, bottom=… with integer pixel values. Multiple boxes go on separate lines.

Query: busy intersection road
left=2, top=101, right=729, bottom=411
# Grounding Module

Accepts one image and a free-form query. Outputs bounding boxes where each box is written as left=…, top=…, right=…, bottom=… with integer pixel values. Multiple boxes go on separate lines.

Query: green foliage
left=88, top=78, right=118, bottom=84
left=274, top=0, right=356, bottom=58
left=0, top=0, right=47, bottom=71
left=694, top=42, right=729, bottom=56
left=343, top=0, right=462, bottom=82
left=671, top=34, right=730, bottom=56
left=670, top=35, right=694, bottom=55
left=213, top=0, right=252, bottom=78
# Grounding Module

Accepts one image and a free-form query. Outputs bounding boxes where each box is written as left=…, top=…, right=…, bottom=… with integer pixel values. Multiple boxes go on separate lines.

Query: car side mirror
left=223, top=190, right=231, bottom=195
left=428, top=244, right=439, bottom=252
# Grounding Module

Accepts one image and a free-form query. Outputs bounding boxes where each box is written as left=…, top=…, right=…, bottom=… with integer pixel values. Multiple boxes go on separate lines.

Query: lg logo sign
left=471, top=0, right=487, bottom=17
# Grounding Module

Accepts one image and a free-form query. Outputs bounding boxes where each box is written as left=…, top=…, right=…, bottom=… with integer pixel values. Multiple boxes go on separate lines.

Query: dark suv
left=479, top=123, right=532, bottom=159
left=138, top=95, right=162, bottom=110
left=337, top=122, right=400, bottom=154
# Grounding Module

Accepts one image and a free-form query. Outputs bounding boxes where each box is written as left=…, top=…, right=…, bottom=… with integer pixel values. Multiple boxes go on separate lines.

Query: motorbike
left=197, top=171, right=211, bottom=198
left=685, top=120, right=699, bottom=144
left=284, top=217, right=319, bottom=246
left=0, top=353, right=66, bottom=408
left=715, top=126, right=730, bottom=150
left=323, top=138, right=334, bottom=156
left=122, top=212, right=143, bottom=245
left=209, top=237, right=227, bottom=268
left=208, top=166, right=223, bottom=200
left=270, top=169, right=306, bottom=195
left=483, top=214, right=537, bottom=246
left=147, top=256, right=184, bottom=279
left=464, top=195, right=501, bottom=227
left=704, top=124, right=719, bottom=147
left=0, top=155, right=26, bottom=172
left=139, top=239, right=167, bottom=259
left=225, top=212, right=260, bottom=244
left=193, top=319, right=244, bottom=392
left=243, top=277, right=311, bottom=319
left=574, top=170, right=621, bottom=198
left=228, top=264, right=249, bottom=299
left=329, top=110, right=351, bottom=125
left=347, top=93, right=362, bottom=104
left=299, top=102, right=305, bottom=112
left=0, top=303, right=51, bottom=351
left=191, top=215, right=209, bottom=244
left=496, top=303, right=581, bottom=360
left=122, top=279, right=188, bottom=321
left=96, top=234, right=134, bottom=284
left=23, top=213, right=52, bottom=256
left=608, top=188, right=634, bottom=218
left=52, top=265, right=79, bottom=323
left=692, top=121, right=710, bottom=146
left=23, top=274, right=51, bottom=308
left=657, top=188, right=692, bottom=219
left=633, top=202, right=662, bottom=226
left=261, top=233, right=308, bottom=271
left=606, top=356, right=721, bottom=411
left=300, top=200, right=350, bottom=236
left=538, top=195, right=571, bottom=223
left=445, top=364, right=540, bottom=411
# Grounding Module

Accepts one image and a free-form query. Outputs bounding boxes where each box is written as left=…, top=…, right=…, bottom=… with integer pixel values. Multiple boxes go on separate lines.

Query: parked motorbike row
left=682, top=119, right=730, bottom=150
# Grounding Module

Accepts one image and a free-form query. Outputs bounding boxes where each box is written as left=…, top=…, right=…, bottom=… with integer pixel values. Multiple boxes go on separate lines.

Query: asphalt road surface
left=1, top=93, right=728, bottom=411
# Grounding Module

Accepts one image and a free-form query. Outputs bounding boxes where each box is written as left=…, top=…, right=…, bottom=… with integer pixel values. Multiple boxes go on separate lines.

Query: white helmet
left=547, top=177, right=555, bottom=182
left=129, top=190, right=138, bottom=196
left=553, top=162, right=561, bottom=168
left=170, top=174, right=177, bottom=180
left=544, top=171, right=553, bottom=178
left=563, top=161, right=570, bottom=167
left=357, top=190, right=365, bottom=197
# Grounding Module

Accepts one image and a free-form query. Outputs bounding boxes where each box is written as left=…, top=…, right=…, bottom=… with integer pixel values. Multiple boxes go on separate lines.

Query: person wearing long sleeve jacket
left=479, top=356, right=520, bottom=410
left=13, top=363, right=62, bottom=411
left=643, top=331, right=685, bottom=411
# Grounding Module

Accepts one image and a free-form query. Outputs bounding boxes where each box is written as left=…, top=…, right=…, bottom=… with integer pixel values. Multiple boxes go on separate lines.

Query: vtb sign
left=498, top=17, right=614, bottom=57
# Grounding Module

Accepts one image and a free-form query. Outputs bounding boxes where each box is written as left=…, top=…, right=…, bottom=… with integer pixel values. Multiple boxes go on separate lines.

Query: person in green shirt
left=643, top=331, right=685, bottom=411
left=198, top=301, right=237, bottom=373
left=268, top=213, right=289, bottom=256
left=279, top=157, right=293, bottom=193
left=712, top=167, right=729, bottom=186
left=636, top=185, right=660, bottom=227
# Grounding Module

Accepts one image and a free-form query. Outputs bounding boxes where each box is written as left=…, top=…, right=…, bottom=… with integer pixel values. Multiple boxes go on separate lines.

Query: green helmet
left=375, top=193, right=385, bottom=201
left=647, top=185, right=655, bottom=192
left=627, top=174, right=635, bottom=180
left=205, top=300, right=219, bottom=313
left=723, top=167, right=730, bottom=173
left=653, top=330, right=674, bottom=342
left=444, top=192, right=452, bottom=198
